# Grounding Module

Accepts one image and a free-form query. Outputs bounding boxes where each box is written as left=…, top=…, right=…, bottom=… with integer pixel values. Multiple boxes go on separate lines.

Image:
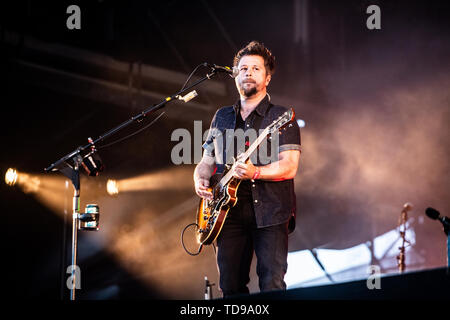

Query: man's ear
left=265, top=74, right=271, bottom=86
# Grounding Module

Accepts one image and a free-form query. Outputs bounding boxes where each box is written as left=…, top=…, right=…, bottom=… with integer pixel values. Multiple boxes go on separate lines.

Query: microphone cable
left=97, top=62, right=207, bottom=150
left=97, top=111, right=165, bottom=150
left=180, top=63, right=209, bottom=91
left=181, top=222, right=203, bottom=256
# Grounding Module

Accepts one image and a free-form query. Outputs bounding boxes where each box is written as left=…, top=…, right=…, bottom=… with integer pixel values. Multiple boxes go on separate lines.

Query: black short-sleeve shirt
left=202, top=95, right=301, bottom=230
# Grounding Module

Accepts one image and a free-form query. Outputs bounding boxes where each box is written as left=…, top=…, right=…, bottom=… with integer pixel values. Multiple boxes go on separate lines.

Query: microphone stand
left=59, top=180, right=70, bottom=300
left=438, top=218, right=449, bottom=272
left=45, top=69, right=220, bottom=300
left=425, top=208, right=450, bottom=270
left=445, top=223, right=449, bottom=268
left=309, top=249, right=334, bottom=283
left=396, top=209, right=410, bottom=273
left=396, top=203, right=413, bottom=273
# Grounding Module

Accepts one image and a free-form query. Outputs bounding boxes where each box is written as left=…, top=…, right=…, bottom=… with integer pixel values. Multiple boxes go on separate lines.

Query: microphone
left=425, top=207, right=450, bottom=232
left=204, top=63, right=239, bottom=78
left=402, top=202, right=413, bottom=213
left=177, top=90, right=198, bottom=103
left=426, top=207, right=440, bottom=220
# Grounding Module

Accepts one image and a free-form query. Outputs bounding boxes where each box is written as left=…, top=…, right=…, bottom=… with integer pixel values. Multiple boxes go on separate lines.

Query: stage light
left=297, top=119, right=306, bottom=128
left=5, top=168, right=18, bottom=186
left=107, top=179, right=119, bottom=195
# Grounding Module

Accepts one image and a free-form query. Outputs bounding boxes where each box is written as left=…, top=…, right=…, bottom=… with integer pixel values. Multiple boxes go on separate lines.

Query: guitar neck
left=218, top=127, right=270, bottom=187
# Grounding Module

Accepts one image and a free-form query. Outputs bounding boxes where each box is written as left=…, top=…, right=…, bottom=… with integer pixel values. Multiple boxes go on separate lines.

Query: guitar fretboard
left=212, top=108, right=293, bottom=191
left=218, top=126, right=271, bottom=188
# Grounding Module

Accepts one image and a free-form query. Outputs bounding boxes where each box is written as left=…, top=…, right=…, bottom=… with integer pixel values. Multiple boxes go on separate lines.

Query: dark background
left=1, top=0, right=449, bottom=299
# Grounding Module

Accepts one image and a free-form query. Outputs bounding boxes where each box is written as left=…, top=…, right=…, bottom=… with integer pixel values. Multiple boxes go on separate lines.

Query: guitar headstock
left=268, top=108, right=295, bottom=134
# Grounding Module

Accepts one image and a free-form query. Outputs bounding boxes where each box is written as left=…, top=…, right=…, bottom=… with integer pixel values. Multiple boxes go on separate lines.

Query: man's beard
left=243, top=86, right=258, bottom=97
left=240, top=81, right=258, bottom=97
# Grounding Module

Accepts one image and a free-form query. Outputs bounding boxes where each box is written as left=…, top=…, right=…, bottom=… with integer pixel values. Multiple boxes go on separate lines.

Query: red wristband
left=252, top=167, right=260, bottom=180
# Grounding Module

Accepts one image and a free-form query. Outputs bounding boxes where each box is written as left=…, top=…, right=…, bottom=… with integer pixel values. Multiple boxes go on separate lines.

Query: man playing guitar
left=194, top=41, right=301, bottom=297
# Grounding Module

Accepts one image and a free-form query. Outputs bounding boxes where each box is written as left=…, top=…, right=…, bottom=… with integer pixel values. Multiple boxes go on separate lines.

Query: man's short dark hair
left=233, top=41, right=275, bottom=75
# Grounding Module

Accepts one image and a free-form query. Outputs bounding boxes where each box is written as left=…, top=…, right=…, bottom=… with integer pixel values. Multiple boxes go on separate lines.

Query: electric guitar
left=195, top=108, right=296, bottom=246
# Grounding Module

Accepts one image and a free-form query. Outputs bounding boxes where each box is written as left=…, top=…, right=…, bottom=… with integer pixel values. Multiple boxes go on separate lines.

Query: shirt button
left=254, top=199, right=258, bottom=203
left=252, top=184, right=256, bottom=188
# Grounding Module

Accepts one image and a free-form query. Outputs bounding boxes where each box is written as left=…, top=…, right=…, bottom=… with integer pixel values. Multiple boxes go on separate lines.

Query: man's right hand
left=195, top=178, right=213, bottom=200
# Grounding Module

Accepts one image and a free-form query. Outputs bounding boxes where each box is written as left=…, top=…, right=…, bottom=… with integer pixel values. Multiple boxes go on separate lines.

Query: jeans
left=216, top=197, right=289, bottom=297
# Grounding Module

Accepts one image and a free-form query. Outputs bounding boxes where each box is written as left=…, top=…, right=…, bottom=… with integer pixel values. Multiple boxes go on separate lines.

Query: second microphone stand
left=397, top=203, right=413, bottom=273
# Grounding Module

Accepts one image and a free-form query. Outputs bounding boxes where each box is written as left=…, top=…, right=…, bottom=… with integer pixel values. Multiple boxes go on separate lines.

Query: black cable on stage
left=181, top=222, right=203, bottom=256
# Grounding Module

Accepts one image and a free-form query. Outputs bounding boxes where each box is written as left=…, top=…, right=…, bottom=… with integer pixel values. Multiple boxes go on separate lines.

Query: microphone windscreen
left=231, top=66, right=239, bottom=78
left=425, top=207, right=440, bottom=220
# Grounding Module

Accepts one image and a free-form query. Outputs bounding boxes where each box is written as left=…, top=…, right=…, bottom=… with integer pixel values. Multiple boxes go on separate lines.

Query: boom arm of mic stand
left=45, top=69, right=218, bottom=173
